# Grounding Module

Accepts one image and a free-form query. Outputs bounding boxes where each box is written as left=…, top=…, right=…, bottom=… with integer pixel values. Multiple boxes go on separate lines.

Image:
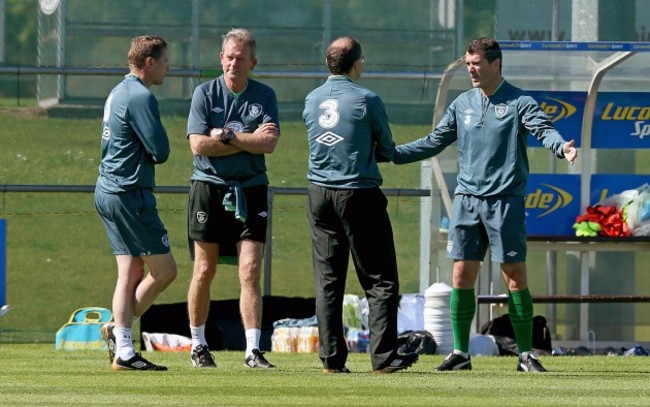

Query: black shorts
left=188, top=181, right=268, bottom=250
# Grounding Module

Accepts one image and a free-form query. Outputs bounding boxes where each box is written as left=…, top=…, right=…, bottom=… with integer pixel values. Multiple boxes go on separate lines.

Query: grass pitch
left=0, top=108, right=430, bottom=342
left=1, top=345, right=650, bottom=406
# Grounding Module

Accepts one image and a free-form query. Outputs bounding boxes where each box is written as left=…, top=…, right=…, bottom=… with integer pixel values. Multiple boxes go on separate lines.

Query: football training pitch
left=2, top=107, right=650, bottom=406
left=1, top=344, right=650, bottom=406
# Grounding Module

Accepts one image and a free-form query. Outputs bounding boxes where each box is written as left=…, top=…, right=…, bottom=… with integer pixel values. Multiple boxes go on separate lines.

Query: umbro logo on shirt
left=212, top=107, right=224, bottom=113
left=315, top=131, right=344, bottom=146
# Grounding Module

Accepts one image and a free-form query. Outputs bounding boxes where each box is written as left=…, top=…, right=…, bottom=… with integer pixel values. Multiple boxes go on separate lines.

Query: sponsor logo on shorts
left=446, top=240, right=453, bottom=253
left=162, top=234, right=169, bottom=247
left=196, top=211, right=208, bottom=223
left=506, top=251, right=518, bottom=257
left=258, top=211, right=268, bottom=218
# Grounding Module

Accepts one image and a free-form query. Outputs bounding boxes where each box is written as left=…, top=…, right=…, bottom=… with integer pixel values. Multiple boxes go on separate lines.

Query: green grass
left=0, top=107, right=431, bottom=342
left=2, top=105, right=650, bottom=345
left=1, top=345, right=650, bottom=406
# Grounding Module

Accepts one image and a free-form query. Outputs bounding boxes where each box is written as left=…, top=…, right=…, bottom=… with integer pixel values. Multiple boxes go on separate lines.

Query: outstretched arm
left=393, top=108, right=457, bottom=165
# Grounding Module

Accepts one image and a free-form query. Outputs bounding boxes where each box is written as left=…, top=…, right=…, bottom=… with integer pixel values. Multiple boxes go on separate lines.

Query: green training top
left=393, top=80, right=567, bottom=197
left=96, top=74, right=170, bottom=193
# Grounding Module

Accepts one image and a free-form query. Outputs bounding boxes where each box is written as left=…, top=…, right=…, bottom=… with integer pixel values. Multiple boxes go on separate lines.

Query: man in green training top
left=393, top=37, right=577, bottom=373
left=303, top=36, right=419, bottom=374
left=95, top=35, right=177, bottom=371
left=185, top=28, right=279, bottom=369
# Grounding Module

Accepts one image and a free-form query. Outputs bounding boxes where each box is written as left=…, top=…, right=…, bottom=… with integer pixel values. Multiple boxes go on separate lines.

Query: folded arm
left=189, top=122, right=280, bottom=157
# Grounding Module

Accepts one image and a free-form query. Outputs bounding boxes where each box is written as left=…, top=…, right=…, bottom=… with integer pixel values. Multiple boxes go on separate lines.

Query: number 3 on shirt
left=318, top=99, right=339, bottom=129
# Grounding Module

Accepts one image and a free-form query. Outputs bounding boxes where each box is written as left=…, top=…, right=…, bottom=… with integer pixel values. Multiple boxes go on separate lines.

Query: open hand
left=563, top=139, right=577, bottom=165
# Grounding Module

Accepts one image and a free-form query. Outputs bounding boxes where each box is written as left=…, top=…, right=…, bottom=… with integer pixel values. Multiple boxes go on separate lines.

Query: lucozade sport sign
left=525, top=91, right=650, bottom=149
left=594, top=93, right=650, bottom=148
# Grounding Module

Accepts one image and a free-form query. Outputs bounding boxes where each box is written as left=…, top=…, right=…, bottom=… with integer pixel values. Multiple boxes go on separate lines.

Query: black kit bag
left=480, top=314, right=552, bottom=356
left=397, top=330, right=437, bottom=355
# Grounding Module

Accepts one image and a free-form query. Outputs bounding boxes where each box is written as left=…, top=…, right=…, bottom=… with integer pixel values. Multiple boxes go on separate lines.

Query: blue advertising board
left=525, top=174, right=581, bottom=236
left=592, top=93, right=650, bottom=149
left=590, top=174, right=650, bottom=204
left=527, top=91, right=586, bottom=148
left=527, top=91, right=650, bottom=150
left=500, top=41, right=650, bottom=52
left=524, top=174, right=650, bottom=236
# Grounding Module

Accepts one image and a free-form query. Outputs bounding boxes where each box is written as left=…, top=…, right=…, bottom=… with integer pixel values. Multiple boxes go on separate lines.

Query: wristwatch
left=215, top=128, right=234, bottom=144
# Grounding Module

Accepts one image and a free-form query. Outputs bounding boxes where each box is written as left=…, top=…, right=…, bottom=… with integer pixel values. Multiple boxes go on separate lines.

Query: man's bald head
left=326, top=36, right=362, bottom=75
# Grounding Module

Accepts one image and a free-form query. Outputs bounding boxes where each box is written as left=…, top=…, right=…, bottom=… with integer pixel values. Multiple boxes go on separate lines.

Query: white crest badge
left=196, top=211, right=208, bottom=224
left=495, top=103, right=508, bottom=118
left=249, top=103, right=263, bottom=118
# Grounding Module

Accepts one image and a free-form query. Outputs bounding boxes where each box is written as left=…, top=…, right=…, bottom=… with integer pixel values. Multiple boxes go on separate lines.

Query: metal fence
left=1, top=0, right=462, bottom=123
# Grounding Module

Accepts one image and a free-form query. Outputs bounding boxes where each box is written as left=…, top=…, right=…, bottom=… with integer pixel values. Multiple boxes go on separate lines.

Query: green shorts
left=446, top=194, right=526, bottom=263
left=94, top=188, right=171, bottom=256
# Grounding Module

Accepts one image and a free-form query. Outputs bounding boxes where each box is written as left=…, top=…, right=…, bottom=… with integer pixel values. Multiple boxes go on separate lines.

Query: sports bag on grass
left=55, top=307, right=112, bottom=351
left=479, top=313, right=552, bottom=355
left=397, top=330, right=437, bottom=355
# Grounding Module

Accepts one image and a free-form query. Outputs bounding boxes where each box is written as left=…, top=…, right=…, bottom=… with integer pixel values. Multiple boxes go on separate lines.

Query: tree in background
left=1, top=0, right=38, bottom=97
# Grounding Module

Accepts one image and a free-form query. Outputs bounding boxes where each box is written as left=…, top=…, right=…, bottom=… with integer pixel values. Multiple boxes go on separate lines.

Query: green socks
left=449, top=287, right=533, bottom=354
left=450, top=288, right=475, bottom=353
left=509, top=288, right=534, bottom=353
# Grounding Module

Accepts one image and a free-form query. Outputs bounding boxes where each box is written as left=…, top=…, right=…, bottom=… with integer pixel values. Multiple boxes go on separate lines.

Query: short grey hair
left=222, top=28, right=257, bottom=58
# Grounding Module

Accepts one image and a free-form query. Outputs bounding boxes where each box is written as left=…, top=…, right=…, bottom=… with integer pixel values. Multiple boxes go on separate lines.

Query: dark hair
left=128, top=35, right=167, bottom=70
left=326, top=36, right=362, bottom=75
left=466, top=37, right=502, bottom=66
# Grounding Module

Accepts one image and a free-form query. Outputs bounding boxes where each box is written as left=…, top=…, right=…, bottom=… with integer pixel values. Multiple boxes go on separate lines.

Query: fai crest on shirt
left=249, top=103, right=263, bottom=118
left=196, top=211, right=208, bottom=224
left=494, top=104, right=508, bottom=118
